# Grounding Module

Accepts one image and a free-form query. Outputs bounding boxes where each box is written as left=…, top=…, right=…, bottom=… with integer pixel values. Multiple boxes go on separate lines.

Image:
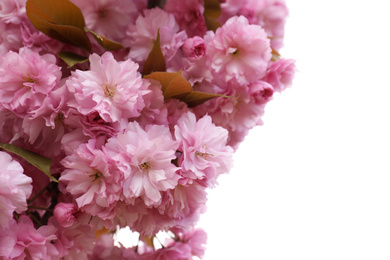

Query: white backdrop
left=198, top=0, right=390, bottom=259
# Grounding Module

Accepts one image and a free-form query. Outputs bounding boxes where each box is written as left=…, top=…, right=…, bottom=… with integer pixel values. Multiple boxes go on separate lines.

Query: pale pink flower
left=258, top=0, right=289, bottom=50
left=0, top=0, right=26, bottom=25
left=114, top=199, right=177, bottom=237
left=125, top=8, right=187, bottom=68
left=179, top=228, right=208, bottom=259
left=53, top=203, right=77, bottom=228
left=48, top=216, right=96, bottom=259
left=264, top=58, right=296, bottom=92
left=0, top=22, right=23, bottom=55
left=158, top=183, right=207, bottom=231
left=207, top=15, right=272, bottom=84
left=193, top=81, right=272, bottom=149
left=164, top=0, right=207, bottom=37
left=0, top=151, right=32, bottom=229
left=154, top=242, right=192, bottom=260
left=0, top=216, right=58, bottom=259
left=136, top=79, right=168, bottom=128
left=174, top=112, right=233, bottom=187
left=60, top=139, right=124, bottom=226
left=66, top=52, right=150, bottom=123
left=0, top=47, right=61, bottom=117
left=106, top=122, right=180, bottom=207
left=71, top=0, right=138, bottom=42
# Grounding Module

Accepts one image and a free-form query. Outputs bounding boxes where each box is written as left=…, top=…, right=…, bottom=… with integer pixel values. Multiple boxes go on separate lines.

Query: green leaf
left=85, top=28, right=124, bottom=51
left=203, top=0, right=222, bottom=32
left=58, top=51, right=88, bottom=68
left=179, top=91, right=231, bottom=107
left=26, top=0, right=91, bottom=50
left=144, top=71, right=192, bottom=99
left=0, top=143, right=57, bottom=183
left=143, top=29, right=166, bottom=75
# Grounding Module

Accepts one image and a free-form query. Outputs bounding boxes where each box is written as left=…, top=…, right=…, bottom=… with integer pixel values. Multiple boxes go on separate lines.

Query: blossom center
left=102, top=83, right=117, bottom=98
left=196, top=151, right=214, bottom=159
left=22, top=74, right=35, bottom=87
left=98, top=9, right=106, bottom=18
left=139, top=162, right=152, bottom=173
left=88, top=170, right=103, bottom=182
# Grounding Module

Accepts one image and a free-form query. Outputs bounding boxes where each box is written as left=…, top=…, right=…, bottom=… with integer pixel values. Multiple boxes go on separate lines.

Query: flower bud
left=54, top=202, right=77, bottom=227
left=182, top=36, right=206, bottom=62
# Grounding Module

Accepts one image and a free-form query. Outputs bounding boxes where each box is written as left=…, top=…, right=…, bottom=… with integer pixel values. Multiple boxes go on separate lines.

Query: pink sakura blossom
left=0, top=216, right=58, bottom=259
left=0, top=47, right=61, bottom=117
left=66, top=52, right=150, bottom=123
left=106, top=122, right=180, bottom=207
left=153, top=242, right=192, bottom=260
left=71, top=0, right=138, bottom=42
left=0, top=0, right=26, bottom=25
left=47, top=216, right=96, bottom=259
left=0, top=151, right=32, bottom=229
left=264, top=58, right=296, bottom=92
left=164, top=0, right=207, bottom=37
left=193, top=81, right=273, bottom=149
left=174, top=112, right=233, bottom=187
left=220, top=0, right=289, bottom=50
left=258, top=0, right=289, bottom=50
left=158, top=183, right=207, bottom=231
left=178, top=228, right=208, bottom=259
left=125, top=7, right=187, bottom=69
left=60, top=139, right=124, bottom=227
left=207, top=15, right=272, bottom=84
left=136, top=79, right=169, bottom=128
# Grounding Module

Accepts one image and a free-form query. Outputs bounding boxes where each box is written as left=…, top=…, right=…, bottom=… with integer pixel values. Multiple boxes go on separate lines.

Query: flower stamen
left=139, top=162, right=152, bottom=173
left=102, top=83, right=117, bottom=98
left=195, top=151, right=214, bottom=159
left=88, top=170, right=103, bottom=182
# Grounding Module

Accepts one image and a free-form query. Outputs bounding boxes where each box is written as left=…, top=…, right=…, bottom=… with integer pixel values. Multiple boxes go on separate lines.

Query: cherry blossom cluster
left=0, top=0, right=295, bottom=259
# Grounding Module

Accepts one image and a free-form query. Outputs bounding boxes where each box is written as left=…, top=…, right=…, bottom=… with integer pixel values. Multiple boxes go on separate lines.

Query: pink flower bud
left=54, top=203, right=77, bottom=227
left=182, top=36, right=206, bottom=62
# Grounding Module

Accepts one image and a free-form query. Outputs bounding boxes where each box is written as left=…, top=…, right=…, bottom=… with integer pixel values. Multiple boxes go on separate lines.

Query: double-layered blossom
left=60, top=139, right=124, bottom=226
left=264, top=58, right=296, bottom=92
left=71, top=0, right=138, bottom=42
left=164, top=0, right=207, bottom=37
left=106, top=122, right=180, bottom=207
left=0, top=216, right=58, bottom=259
left=125, top=7, right=187, bottom=68
left=207, top=16, right=272, bottom=85
left=66, top=52, right=150, bottom=123
left=0, top=47, right=61, bottom=116
left=193, top=81, right=274, bottom=149
left=0, top=151, right=32, bottom=229
left=174, top=112, right=233, bottom=186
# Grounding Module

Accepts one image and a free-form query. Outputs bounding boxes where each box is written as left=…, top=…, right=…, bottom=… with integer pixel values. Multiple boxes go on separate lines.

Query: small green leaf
left=58, top=51, right=88, bottom=68
left=143, top=29, right=166, bottom=75
left=0, top=143, right=57, bottom=183
left=179, top=91, right=231, bottom=107
left=85, top=28, right=124, bottom=51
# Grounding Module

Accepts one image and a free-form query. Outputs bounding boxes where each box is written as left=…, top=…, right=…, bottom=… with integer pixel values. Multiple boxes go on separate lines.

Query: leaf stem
left=27, top=182, right=52, bottom=204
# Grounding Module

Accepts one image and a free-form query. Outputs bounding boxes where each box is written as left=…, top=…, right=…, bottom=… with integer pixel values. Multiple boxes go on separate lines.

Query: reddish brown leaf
left=143, top=29, right=166, bottom=75
left=144, top=71, right=192, bottom=99
left=85, top=28, right=124, bottom=50
left=179, top=91, right=230, bottom=107
left=26, top=0, right=91, bottom=50
left=204, top=0, right=222, bottom=32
